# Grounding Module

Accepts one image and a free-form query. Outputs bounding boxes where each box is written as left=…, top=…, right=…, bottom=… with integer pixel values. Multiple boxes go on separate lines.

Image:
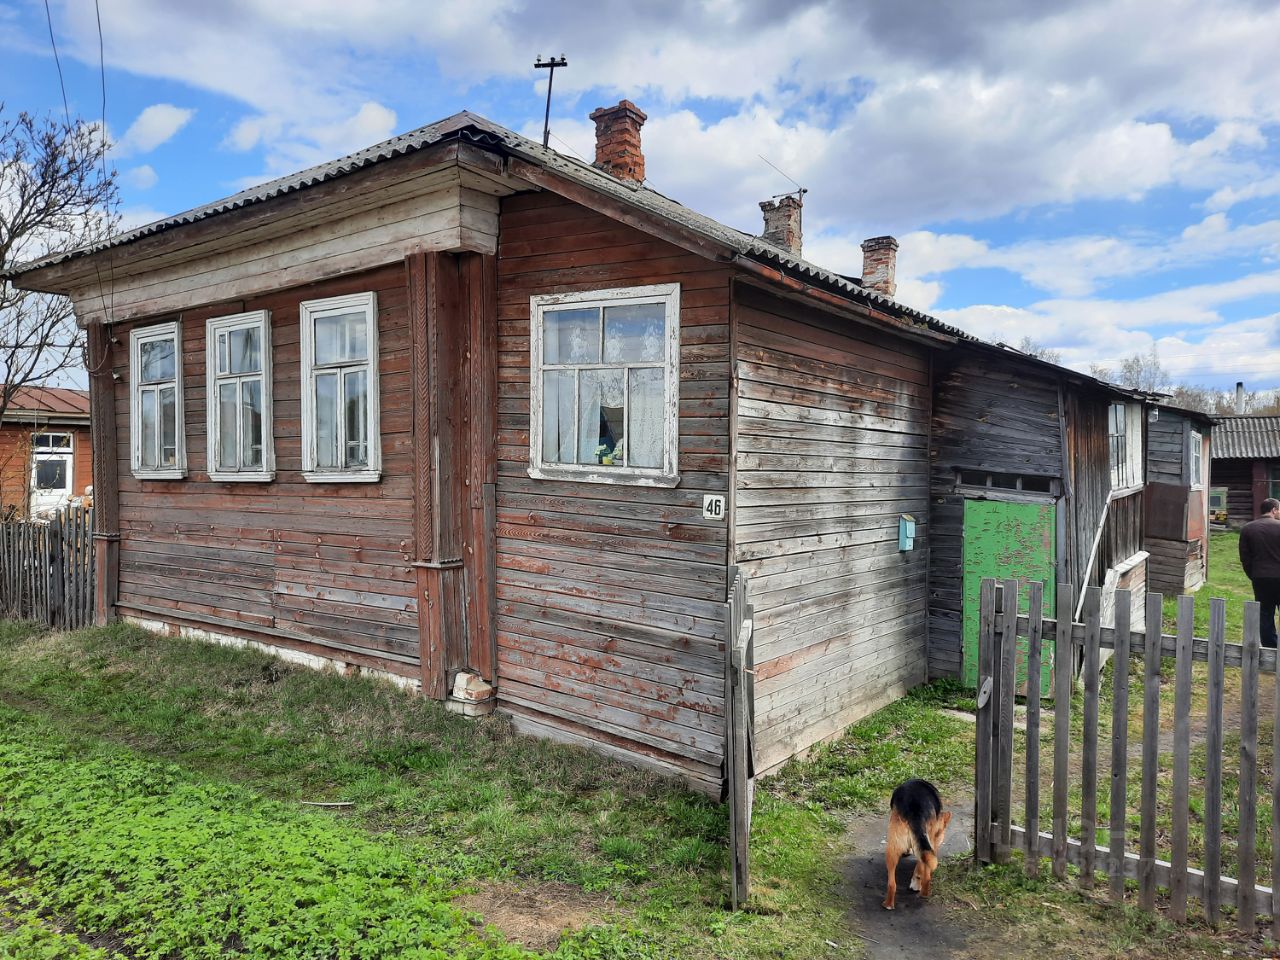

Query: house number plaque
left=702, top=494, right=726, bottom=521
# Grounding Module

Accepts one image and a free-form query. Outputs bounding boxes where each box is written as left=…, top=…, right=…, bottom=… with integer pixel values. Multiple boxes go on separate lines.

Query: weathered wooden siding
left=111, top=263, right=420, bottom=677
left=1211, top=458, right=1264, bottom=528
left=1147, top=413, right=1185, bottom=485
left=927, top=352, right=1062, bottom=679
left=732, top=284, right=931, bottom=773
left=493, top=191, right=731, bottom=791
left=1147, top=536, right=1204, bottom=594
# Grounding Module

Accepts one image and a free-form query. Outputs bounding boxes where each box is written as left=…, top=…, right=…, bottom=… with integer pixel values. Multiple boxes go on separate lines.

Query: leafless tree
left=1090, top=347, right=1172, bottom=393
left=1015, top=336, right=1062, bottom=365
left=1, top=106, right=118, bottom=421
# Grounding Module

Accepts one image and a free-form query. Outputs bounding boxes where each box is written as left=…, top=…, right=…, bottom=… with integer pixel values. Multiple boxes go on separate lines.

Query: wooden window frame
left=1108, top=401, right=1144, bottom=495
left=205, top=310, right=275, bottom=482
left=1189, top=430, right=1204, bottom=490
left=299, top=291, right=381, bottom=483
left=528, top=283, right=681, bottom=488
left=30, top=432, right=73, bottom=497
left=129, top=320, right=187, bottom=480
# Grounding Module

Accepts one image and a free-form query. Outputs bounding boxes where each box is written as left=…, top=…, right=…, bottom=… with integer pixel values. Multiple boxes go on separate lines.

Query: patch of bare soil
left=456, top=881, right=614, bottom=951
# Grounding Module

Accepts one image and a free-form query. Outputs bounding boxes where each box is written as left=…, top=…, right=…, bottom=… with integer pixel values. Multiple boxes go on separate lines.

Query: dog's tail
left=890, top=779, right=942, bottom=854
left=908, top=814, right=933, bottom=855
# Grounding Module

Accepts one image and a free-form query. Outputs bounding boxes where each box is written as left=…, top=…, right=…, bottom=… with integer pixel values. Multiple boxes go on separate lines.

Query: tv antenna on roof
left=534, top=55, right=568, bottom=148
left=758, top=154, right=807, bottom=200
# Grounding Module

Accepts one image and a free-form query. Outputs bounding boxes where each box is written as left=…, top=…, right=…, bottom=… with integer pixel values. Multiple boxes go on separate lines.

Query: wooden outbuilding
left=0, top=386, right=92, bottom=518
left=1143, top=403, right=1214, bottom=594
left=927, top=342, right=1151, bottom=692
left=3, top=104, right=1146, bottom=788
left=1210, top=416, right=1280, bottom=528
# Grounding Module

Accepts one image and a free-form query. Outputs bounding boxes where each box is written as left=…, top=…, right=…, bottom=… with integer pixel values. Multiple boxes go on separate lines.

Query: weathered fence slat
left=975, top=577, right=997, bottom=865
left=1080, top=586, right=1101, bottom=889
left=1205, top=597, right=1226, bottom=927
left=995, top=578, right=1019, bottom=865
left=0, top=505, right=95, bottom=631
left=1170, top=595, right=1194, bottom=922
left=1052, top=582, right=1074, bottom=880
left=1108, top=589, right=1131, bottom=903
left=1024, top=580, right=1044, bottom=878
left=1139, top=591, right=1163, bottom=912
left=1238, top=602, right=1261, bottom=934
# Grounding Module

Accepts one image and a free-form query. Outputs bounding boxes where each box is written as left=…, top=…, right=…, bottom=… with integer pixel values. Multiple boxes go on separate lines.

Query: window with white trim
left=1107, top=401, right=1144, bottom=492
left=31, top=433, right=73, bottom=495
left=1189, top=430, right=1204, bottom=489
left=299, top=292, right=380, bottom=482
left=130, top=321, right=185, bottom=479
left=529, top=283, right=680, bottom=486
left=206, top=311, right=274, bottom=481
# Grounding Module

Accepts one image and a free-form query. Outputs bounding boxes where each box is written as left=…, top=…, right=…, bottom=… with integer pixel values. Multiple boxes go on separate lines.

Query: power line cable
left=41, top=0, right=71, bottom=124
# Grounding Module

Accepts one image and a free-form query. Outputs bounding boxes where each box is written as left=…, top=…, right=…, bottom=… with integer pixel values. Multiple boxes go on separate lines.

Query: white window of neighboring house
left=206, top=311, right=274, bottom=481
left=1189, top=430, right=1204, bottom=489
left=130, top=321, right=186, bottom=479
left=1108, top=401, right=1144, bottom=493
left=529, top=283, right=680, bottom=487
left=30, top=432, right=73, bottom=507
left=299, top=292, right=380, bottom=482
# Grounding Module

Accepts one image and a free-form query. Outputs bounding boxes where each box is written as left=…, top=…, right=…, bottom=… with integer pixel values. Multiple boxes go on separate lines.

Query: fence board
left=1052, top=582, right=1074, bottom=880
left=1108, top=589, right=1131, bottom=903
left=0, top=505, right=94, bottom=630
left=1080, top=586, right=1101, bottom=889
left=1170, top=595, right=1194, bottom=921
left=1205, top=597, right=1226, bottom=926
left=996, top=578, right=1019, bottom=865
left=975, top=577, right=998, bottom=865
left=1024, top=580, right=1044, bottom=878
left=1239, top=602, right=1261, bottom=934
left=1139, top=591, right=1163, bottom=912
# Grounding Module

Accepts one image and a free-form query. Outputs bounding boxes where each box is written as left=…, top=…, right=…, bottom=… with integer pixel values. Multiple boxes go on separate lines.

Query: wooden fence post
left=1138, top=591, right=1163, bottom=911
left=1204, top=597, right=1226, bottom=927
left=995, top=578, right=1019, bottom=865
left=1170, top=595, right=1195, bottom=922
left=975, top=577, right=998, bottom=865
left=1024, top=580, right=1044, bottom=878
left=1108, top=588, right=1132, bottom=903
left=1080, top=586, right=1101, bottom=889
left=1239, top=601, right=1261, bottom=934
left=1052, top=582, right=1074, bottom=880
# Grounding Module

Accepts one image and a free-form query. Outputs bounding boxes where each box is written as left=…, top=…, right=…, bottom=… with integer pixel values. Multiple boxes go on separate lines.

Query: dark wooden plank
left=1024, top=580, right=1044, bottom=877
left=995, top=578, right=1019, bottom=864
left=1109, top=588, right=1132, bottom=903
left=975, top=577, right=997, bottom=864
left=1205, top=596, right=1226, bottom=926
left=1170, top=594, right=1194, bottom=921
left=1238, top=600, right=1261, bottom=934
left=1139, top=591, right=1163, bottom=911
left=1080, top=585, right=1102, bottom=889
left=1053, top=582, right=1074, bottom=880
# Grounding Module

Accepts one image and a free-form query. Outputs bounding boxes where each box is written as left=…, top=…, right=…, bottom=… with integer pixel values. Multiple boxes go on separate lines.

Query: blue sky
left=3, top=0, right=1279, bottom=391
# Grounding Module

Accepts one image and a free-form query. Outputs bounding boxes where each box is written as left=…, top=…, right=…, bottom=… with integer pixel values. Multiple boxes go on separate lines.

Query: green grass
left=1160, top=530, right=1252, bottom=639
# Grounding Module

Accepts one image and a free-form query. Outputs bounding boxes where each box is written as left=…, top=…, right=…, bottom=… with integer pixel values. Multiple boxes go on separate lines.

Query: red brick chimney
left=759, top=195, right=802, bottom=256
left=590, top=100, right=647, bottom=183
left=860, top=236, right=899, bottom=298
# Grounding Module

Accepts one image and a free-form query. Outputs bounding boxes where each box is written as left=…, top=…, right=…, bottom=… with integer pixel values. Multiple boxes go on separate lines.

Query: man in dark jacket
left=1239, top=497, right=1280, bottom=648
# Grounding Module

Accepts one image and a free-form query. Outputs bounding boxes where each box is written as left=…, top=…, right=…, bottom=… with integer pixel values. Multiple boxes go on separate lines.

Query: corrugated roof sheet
left=3, top=385, right=90, bottom=417
left=5, top=110, right=971, bottom=341
left=1211, top=416, right=1280, bottom=459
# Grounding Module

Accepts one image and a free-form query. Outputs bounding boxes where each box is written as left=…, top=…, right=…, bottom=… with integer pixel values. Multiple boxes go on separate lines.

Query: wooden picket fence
left=724, top=565, right=756, bottom=910
left=0, top=502, right=94, bottom=630
left=976, top=577, right=1280, bottom=933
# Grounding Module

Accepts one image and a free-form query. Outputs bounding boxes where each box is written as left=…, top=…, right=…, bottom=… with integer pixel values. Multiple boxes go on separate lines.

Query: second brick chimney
left=759, top=195, right=803, bottom=256
left=590, top=100, right=647, bottom=183
left=860, top=236, right=899, bottom=299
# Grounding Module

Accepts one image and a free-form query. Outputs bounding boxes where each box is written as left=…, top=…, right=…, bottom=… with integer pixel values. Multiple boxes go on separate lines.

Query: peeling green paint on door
left=962, top=498, right=1056, bottom=697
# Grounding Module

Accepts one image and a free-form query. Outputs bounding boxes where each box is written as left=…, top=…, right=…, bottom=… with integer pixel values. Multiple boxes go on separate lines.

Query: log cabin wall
left=493, top=191, right=732, bottom=792
left=731, top=284, right=931, bottom=773
left=109, top=263, right=422, bottom=679
left=1210, top=458, right=1264, bottom=527
left=927, top=352, right=1063, bottom=679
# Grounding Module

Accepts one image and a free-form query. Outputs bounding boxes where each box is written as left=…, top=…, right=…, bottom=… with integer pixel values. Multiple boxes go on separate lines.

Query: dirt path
left=839, top=795, right=977, bottom=959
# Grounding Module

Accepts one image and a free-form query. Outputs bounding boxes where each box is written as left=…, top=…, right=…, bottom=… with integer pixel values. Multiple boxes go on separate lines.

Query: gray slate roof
left=1211, top=416, right=1280, bottom=460
left=6, top=110, right=972, bottom=341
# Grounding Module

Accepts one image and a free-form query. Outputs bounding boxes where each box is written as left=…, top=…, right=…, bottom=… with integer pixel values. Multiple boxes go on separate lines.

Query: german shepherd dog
left=882, top=778, right=951, bottom=910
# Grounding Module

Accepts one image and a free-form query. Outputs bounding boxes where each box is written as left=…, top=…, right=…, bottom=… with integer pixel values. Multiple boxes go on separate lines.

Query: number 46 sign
left=703, top=494, right=726, bottom=521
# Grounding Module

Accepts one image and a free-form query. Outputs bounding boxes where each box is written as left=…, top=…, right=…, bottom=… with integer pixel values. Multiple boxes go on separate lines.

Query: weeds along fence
left=0, top=503, right=94, bottom=630
left=975, top=578, right=1278, bottom=934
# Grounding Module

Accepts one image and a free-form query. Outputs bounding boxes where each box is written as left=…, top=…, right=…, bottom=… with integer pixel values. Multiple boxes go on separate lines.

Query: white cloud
left=123, top=164, right=157, bottom=190
left=115, top=104, right=195, bottom=156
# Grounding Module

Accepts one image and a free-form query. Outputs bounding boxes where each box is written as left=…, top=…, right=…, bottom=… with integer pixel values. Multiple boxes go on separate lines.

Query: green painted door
left=962, top=498, right=1056, bottom=697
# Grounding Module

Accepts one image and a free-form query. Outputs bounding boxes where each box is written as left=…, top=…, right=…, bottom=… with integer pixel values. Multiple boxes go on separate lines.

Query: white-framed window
left=529, top=283, right=680, bottom=487
left=299, top=292, right=380, bottom=482
left=130, top=321, right=186, bottom=479
left=1189, top=430, right=1204, bottom=489
left=1107, top=401, right=1144, bottom=493
left=206, top=310, right=274, bottom=482
left=31, top=432, right=73, bottom=504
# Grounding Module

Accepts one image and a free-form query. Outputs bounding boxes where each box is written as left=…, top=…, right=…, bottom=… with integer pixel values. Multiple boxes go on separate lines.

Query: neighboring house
left=4, top=102, right=1151, bottom=789
left=1210, top=416, right=1280, bottom=528
left=1144, top=403, right=1215, bottom=595
left=928, top=342, right=1150, bottom=693
left=0, top=386, right=92, bottom=518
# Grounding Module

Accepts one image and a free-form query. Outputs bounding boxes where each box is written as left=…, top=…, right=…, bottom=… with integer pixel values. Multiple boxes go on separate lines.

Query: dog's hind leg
left=882, top=846, right=900, bottom=910
left=916, top=851, right=938, bottom=898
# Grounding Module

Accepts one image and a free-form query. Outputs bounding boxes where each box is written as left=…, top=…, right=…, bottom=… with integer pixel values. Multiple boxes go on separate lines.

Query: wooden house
left=1144, top=404, right=1214, bottom=594
left=4, top=103, right=1141, bottom=789
left=0, top=386, right=92, bottom=518
left=1210, top=416, right=1280, bottom=528
left=927, top=343, right=1150, bottom=691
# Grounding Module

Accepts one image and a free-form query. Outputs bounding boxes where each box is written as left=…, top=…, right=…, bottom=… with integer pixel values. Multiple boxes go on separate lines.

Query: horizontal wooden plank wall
left=1147, top=537, right=1204, bottom=594
left=732, top=284, right=930, bottom=773
left=111, top=262, right=421, bottom=678
left=1210, top=458, right=1258, bottom=528
left=493, top=191, right=731, bottom=792
left=927, top=353, right=1063, bottom=679
left=1146, top=413, right=1185, bottom=485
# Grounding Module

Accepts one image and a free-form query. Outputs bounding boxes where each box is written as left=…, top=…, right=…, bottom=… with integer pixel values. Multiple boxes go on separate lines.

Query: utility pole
left=534, top=55, right=568, bottom=148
